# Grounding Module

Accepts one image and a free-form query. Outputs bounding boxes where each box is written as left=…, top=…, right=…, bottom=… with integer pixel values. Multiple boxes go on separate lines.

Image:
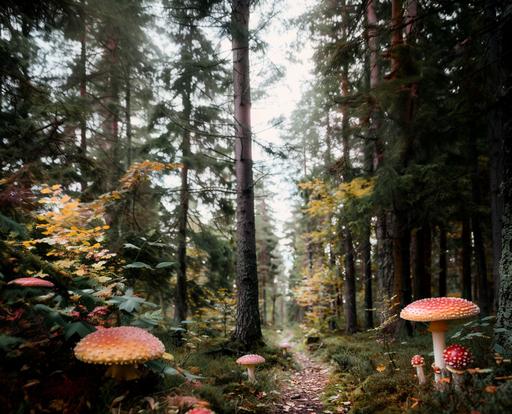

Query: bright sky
left=251, top=0, right=313, bottom=270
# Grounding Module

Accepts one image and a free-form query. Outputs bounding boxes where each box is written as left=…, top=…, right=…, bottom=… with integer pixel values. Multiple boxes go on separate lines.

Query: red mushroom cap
left=443, top=344, right=472, bottom=371
left=236, top=354, right=265, bottom=366
left=8, top=277, right=55, bottom=288
left=185, top=409, right=214, bottom=414
left=74, top=326, right=165, bottom=365
left=411, top=355, right=425, bottom=367
left=400, top=297, right=479, bottom=322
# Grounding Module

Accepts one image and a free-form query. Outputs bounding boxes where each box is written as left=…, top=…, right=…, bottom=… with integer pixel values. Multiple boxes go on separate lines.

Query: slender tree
left=231, top=0, right=262, bottom=346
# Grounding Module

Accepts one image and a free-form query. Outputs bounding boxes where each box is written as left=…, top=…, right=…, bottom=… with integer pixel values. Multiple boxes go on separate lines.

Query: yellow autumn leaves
left=18, top=160, right=180, bottom=281
left=299, top=177, right=375, bottom=218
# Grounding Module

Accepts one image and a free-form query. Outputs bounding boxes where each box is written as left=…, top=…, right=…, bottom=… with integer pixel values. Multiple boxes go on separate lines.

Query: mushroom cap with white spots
left=74, top=326, right=165, bottom=365
left=411, top=355, right=425, bottom=367
left=400, top=297, right=479, bottom=322
left=236, top=354, right=265, bottom=366
left=443, top=344, right=472, bottom=371
left=9, top=277, right=54, bottom=288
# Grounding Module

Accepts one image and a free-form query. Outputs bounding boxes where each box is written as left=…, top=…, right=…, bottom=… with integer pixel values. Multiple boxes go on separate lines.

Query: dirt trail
left=272, top=350, right=331, bottom=413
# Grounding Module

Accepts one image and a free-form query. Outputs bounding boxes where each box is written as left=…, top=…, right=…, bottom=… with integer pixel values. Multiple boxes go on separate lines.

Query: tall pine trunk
left=79, top=6, right=88, bottom=193
left=438, top=226, right=447, bottom=296
left=462, top=217, right=472, bottom=300
left=493, top=4, right=511, bottom=354
left=175, top=74, right=192, bottom=323
left=231, top=0, right=262, bottom=346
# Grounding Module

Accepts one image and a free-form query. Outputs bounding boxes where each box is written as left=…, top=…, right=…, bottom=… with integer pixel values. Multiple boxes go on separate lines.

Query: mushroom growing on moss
left=411, top=355, right=426, bottom=385
left=74, top=326, right=165, bottom=380
left=443, top=344, right=472, bottom=390
left=400, top=297, right=479, bottom=383
left=279, top=341, right=292, bottom=356
left=236, top=354, right=265, bottom=383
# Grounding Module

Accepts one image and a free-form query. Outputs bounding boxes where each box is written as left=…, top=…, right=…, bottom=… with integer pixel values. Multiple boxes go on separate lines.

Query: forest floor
left=272, top=350, right=334, bottom=413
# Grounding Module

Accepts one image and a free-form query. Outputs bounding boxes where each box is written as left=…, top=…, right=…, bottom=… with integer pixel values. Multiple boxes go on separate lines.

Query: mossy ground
left=312, top=320, right=512, bottom=414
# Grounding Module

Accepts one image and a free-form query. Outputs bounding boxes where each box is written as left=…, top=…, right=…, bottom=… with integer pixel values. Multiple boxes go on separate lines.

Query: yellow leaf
left=51, top=184, right=61, bottom=190
left=40, top=188, right=52, bottom=194
left=376, top=364, right=386, bottom=372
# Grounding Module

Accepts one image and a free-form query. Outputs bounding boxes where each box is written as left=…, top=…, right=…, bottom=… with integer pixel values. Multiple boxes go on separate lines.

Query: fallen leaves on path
left=273, top=351, right=334, bottom=414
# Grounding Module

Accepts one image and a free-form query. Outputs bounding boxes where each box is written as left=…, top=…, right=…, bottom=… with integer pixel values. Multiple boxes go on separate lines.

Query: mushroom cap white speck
left=236, top=354, right=265, bottom=366
left=74, top=326, right=165, bottom=365
left=400, top=297, right=479, bottom=322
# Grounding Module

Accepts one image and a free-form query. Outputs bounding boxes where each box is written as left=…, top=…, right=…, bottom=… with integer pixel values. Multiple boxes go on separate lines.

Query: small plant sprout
left=443, top=344, right=472, bottom=390
left=236, top=354, right=265, bottom=383
left=411, top=355, right=426, bottom=385
left=400, top=297, right=479, bottom=383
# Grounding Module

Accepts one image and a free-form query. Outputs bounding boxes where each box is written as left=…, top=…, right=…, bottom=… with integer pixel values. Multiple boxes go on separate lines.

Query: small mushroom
left=74, top=326, right=165, bottom=380
left=236, top=354, right=265, bottom=383
left=443, top=344, right=472, bottom=390
left=279, top=341, right=292, bottom=356
left=8, top=277, right=55, bottom=288
left=411, top=355, right=426, bottom=385
left=400, top=297, right=479, bottom=383
left=185, top=409, right=215, bottom=414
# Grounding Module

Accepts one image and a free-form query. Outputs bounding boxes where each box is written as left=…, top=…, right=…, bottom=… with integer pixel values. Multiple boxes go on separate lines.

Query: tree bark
left=438, top=226, right=447, bottom=297
left=493, top=1, right=511, bottom=354
left=486, top=0, right=504, bottom=310
left=362, top=225, right=373, bottom=328
left=462, top=218, right=472, bottom=301
left=344, top=229, right=357, bottom=333
left=175, top=73, right=192, bottom=324
left=79, top=7, right=88, bottom=193
left=413, top=225, right=432, bottom=299
left=231, top=0, right=262, bottom=347
left=125, top=67, right=132, bottom=168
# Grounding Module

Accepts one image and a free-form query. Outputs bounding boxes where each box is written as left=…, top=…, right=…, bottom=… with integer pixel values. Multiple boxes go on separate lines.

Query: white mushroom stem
left=246, top=365, right=256, bottom=382
left=446, top=366, right=464, bottom=390
left=429, top=321, right=447, bottom=383
left=415, top=365, right=426, bottom=385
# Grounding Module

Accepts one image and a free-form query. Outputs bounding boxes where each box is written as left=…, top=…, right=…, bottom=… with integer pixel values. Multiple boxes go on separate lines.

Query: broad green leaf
left=0, top=334, right=23, bottom=350
left=64, top=322, right=95, bottom=340
left=123, top=243, right=140, bottom=250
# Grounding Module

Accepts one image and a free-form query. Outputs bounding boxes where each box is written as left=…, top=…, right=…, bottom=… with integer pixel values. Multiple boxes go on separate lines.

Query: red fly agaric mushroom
left=8, top=277, right=54, bottom=288
left=185, top=409, right=215, bottom=414
left=443, top=344, right=472, bottom=390
left=411, top=355, right=426, bottom=385
left=400, top=297, right=479, bottom=382
left=74, top=326, right=165, bottom=380
left=236, top=354, right=265, bottom=383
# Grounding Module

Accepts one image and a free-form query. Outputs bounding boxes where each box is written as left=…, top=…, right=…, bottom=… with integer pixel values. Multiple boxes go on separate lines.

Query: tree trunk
left=231, top=0, right=262, bottom=347
left=79, top=8, right=88, bottom=193
left=493, top=4, right=511, bottom=353
left=362, top=225, right=373, bottom=329
left=438, top=226, right=447, bottom=297
left=462, top=218, right=472, bottom=300
left=486, top=0, right=504, bottom=311
left=344, top=229, right=357, bottom=333
left=175, top=76, right=192, bottom=324
left=413, top=225, right=432, bottom=299
left=125, top=67, right=132, bottom=168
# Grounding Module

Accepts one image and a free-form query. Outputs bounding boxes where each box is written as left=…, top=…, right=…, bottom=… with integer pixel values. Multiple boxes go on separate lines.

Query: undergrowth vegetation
left=311, top=320, right=512, bottom=413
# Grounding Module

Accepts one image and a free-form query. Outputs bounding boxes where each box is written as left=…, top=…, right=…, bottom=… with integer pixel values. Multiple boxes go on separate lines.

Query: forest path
left=272, top=349, right=332, bottom=413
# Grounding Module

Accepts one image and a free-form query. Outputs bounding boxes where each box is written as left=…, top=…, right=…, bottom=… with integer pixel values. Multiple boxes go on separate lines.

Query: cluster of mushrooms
left=400, top=297, right=479, bottom=390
